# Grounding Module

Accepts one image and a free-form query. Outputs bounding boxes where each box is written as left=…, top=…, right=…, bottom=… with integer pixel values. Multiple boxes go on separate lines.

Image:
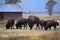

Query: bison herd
left=5, top=15, right=59, bottom=30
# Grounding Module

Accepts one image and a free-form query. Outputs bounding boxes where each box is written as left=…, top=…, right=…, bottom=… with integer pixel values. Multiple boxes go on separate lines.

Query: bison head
left=55, top=22, right=59, bottom=26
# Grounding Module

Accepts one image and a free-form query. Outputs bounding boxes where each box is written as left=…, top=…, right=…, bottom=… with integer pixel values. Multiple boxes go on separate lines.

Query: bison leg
left=41, top=26, right=43, bottom=30
left=25, top=23, right=27, bottom=29
left=49, top=27, right=51, bottom=30
left=29, top=24, right=33, bottom=30
left=19, top=25, right=22, bottom=29
left=30, top=26, right=33, bottom=30
left=37, top=23, right=39, bottom=27
left=44, top=26, right=48, bottom=30
left=36, top=23, right=40, bottom=30
left=10, top=25, right=13, bottom=29
left=54, top=26, right=56, bottom=30
left=24, top=25, right=25, bottom=29
left=16, top=24, right=19, bottom=29
left=45, top=28, right=48, bottom=30
left=24, top=24, right=27, bottom=29
left=16, top=26, right=19, bottom=29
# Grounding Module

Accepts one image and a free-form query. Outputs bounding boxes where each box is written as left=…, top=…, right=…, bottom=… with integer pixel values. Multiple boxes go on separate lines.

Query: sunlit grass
left=0, top=30, right=60, bottom=40
left=0, top=21, right=7, bottom=27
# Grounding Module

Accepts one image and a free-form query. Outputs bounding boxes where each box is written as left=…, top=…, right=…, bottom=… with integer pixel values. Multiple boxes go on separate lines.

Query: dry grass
left=0, top=21, right=7, bottom=29
left=0, top=30, right=60, bottom=40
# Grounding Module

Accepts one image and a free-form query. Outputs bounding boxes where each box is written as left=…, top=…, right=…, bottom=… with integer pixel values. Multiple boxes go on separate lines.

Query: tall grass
left=0, top=21, right=7, bottom=29
left=0, top=30, right=60, bottom=40
left=0, top=33, right=60, bottom=40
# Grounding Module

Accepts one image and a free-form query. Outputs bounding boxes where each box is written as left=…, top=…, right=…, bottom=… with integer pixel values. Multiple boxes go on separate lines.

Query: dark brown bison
left=45, top=20, right=59, bottom=30
left=39, top=20, right=57, bottom=30
left=27, top=15, right=40, bottom=30
left=39, top=20, right=47, bottom=30
left=15, top=18, right=27, bottom=29
left=6, top=19, right=14, bottom=29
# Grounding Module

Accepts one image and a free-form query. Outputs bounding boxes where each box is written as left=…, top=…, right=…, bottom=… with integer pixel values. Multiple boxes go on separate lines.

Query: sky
left=0, top=0, right=60, bottom=13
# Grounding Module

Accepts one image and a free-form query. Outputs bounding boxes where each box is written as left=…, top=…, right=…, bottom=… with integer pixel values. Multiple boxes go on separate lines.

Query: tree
left=5, top=0, right=21, bottom=4
left=46, top=0, right=57, bottom=15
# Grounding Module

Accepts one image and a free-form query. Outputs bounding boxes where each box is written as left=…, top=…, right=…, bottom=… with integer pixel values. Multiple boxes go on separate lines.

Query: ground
left=0, top=14, right=60, bottom=40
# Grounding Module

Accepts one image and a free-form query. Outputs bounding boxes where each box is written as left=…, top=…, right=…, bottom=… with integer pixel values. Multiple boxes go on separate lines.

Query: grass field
left=0, top=14, right=60, bottom=40
left=0, top=30, right=60, bottom=40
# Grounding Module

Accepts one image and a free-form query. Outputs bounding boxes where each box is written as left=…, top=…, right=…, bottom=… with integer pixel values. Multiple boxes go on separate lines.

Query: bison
left=39, top=20, right=58, bottom=30
left=45, top=20, right=59, bottom=30
left=6, top=19, right=14, bottom=29
left=39, top=20, right=47, bottom=30
left=27, top=15, right=40, bottom=30
left=15, top=18, right=27, bottom=29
